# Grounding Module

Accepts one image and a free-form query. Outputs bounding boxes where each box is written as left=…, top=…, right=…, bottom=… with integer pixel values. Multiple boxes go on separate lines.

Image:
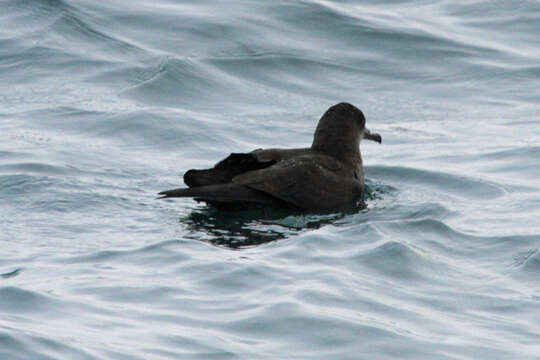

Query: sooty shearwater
left=158, top=102, right=382, bottom=210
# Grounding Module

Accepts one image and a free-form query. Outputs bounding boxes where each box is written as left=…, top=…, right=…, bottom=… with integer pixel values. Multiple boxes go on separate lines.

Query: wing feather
left=233, top=155, right=360, bottom=209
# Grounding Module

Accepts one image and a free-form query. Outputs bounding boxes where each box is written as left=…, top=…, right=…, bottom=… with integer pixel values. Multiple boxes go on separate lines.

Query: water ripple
left=1, top=0, right=539, bottom=358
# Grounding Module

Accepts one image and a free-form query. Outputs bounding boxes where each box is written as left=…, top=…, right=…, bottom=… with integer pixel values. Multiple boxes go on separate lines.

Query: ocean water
left=1, top=0, right=539, bottom=358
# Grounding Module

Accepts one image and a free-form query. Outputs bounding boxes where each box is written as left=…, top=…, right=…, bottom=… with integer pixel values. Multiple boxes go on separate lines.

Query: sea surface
left=1, top=0, right=539, bottom=359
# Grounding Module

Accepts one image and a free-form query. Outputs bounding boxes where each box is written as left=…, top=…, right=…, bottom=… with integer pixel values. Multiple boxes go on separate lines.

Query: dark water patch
left=166, top=179, right=399, bottom=248
left=1, top=0, right=68, bottom=32
left=48, top=6, right=145, bottom=61
left=510, top=248, right=540, bottom=283
left=0, top=174, right=56, bottom=196
left=180, top=204, right=368, bottom=249
left=380, top=218, right=540, bottom=276
left=0, top=41, right=56, bottom=84
left=448, top=0, right=540, bottom=40
left=86, top=1, right=266, bottom=58
left=4, top=0, right=144, bottom=60
left=273, top=1, right=502, bottom=65
left=0, top=332, right=28, bottom=360
left=363, top=179, right=398, bottom=201
left=0, top=151, right=33, bottom=161
left=1, top=268, right=21, bottom=279
left=0, top=287, right=56, bottom=314
left=0, top=162, right=68, bottom=175
left=222, top=299, right=447, bottom=359
left=199, top=264, right=279, bottom=296
left=0, top=329, right=98, bottom=360
left=349, top=240, right=440, bottom=282
left=505, top=65, right=540, bottom=80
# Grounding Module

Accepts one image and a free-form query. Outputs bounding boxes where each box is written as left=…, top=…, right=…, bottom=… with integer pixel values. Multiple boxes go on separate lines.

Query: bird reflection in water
left=180, top=203, right=365, bottom=249
left=177, top=180, right=390, bottom=249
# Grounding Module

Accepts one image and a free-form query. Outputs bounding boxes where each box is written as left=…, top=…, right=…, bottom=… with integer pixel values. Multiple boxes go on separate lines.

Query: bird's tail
left=157, top=183, right=282, bottom=205
left=157, top=187, right=198, bottom=199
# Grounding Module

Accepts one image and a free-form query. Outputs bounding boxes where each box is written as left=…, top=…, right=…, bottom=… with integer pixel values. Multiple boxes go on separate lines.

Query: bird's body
left=158, top=103, right=381, bottom=210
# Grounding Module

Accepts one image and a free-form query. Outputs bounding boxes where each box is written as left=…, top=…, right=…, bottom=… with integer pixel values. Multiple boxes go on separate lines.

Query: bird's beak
left=363, top=129, right=382, bottom=144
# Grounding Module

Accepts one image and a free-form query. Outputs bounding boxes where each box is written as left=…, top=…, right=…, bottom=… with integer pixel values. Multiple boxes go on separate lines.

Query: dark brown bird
left=158, top=103, right=381, bottom=210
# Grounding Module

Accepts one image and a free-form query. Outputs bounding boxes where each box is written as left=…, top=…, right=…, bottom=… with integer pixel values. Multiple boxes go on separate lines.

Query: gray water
left=1, top=0, right=539, bottom=359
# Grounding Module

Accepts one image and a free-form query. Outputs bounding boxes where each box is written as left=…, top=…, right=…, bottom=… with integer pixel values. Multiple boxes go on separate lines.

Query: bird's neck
left=311, top=130, right=362, bottom=166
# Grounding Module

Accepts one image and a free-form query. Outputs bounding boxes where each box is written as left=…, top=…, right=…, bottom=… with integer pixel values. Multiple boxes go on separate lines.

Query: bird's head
left=311, top=103, right=381, bottom=160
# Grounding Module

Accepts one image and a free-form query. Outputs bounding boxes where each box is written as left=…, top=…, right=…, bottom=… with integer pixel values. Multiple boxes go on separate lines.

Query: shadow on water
left=1, top=268, right=21, bottom=279
left=179, top=181, right=391, bottom=249
left=181, top=206, right=361, bottom=249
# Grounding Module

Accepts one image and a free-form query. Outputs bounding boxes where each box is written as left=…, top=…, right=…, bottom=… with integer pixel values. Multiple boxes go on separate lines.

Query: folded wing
left=233, top=155, right=361, bottom=209
left=158, top=149, right=361, bottom=210
left=183, top=152, right=275, bottom=187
